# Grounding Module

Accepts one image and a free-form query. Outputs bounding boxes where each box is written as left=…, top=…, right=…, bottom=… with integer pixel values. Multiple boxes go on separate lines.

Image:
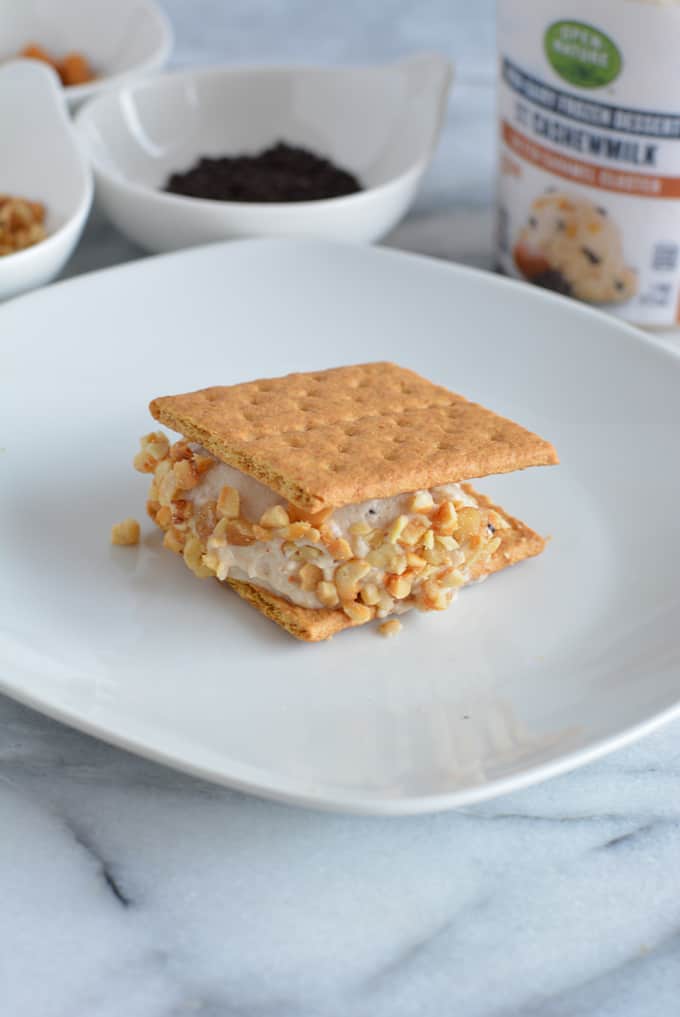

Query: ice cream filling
left=182, top=448, right=496, bottom=616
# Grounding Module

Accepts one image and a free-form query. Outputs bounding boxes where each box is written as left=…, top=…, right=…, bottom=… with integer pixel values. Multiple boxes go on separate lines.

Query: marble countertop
left=5, top=3, right=680, bottom=1015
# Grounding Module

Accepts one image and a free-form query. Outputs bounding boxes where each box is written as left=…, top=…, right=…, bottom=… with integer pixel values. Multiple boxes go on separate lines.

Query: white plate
left=2, top=240, right=679, bottom=814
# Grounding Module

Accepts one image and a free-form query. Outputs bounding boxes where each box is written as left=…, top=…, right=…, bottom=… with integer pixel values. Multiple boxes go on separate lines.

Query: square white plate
left=2, top=239, right=679, bottom=814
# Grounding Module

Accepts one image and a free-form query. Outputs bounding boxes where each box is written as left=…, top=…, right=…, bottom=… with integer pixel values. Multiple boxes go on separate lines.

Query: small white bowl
left=0, top=0, right=172, bottom=111
left=75, top=54, right=452, bottom=252
left=0, top=61, right=93, bottom=301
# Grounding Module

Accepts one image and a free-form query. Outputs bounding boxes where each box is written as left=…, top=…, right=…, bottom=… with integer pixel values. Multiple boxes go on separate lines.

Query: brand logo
left=544, top=21, right=622, bottom=88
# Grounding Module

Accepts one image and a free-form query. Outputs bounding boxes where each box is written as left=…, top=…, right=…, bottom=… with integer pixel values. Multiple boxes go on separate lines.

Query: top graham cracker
left=149, top=362, right=558, bottom=512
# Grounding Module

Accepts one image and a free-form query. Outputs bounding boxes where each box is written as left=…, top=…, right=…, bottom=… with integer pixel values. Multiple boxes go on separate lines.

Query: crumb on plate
left=111, top=517, right=140, bottom=546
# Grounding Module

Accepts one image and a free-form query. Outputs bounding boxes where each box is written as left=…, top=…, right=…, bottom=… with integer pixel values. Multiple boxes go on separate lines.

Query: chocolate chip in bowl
left=164, top=143, right=362, bottom=204
left=74, top=55, right=452, bottom=251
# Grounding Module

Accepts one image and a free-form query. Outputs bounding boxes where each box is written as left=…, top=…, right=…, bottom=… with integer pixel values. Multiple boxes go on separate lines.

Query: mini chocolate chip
left=581, top=246, right=601, bottom=265
left=487, top=523, right=496, bottom=535
left=614, top=279, right=625, bottom=291
left=556, top=219, right=565, bottom=231
left=529, top=216, right=538, bottom=228
left=596, top=206, right=607, bottom=215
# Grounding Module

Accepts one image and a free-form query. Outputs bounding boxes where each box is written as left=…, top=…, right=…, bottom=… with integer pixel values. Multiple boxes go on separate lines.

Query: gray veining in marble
left=5, top=2, right=680, bottom=1015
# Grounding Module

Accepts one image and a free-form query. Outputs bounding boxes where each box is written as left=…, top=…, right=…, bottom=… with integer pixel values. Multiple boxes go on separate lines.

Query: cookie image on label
left=513, top=193, right=637, bottom=304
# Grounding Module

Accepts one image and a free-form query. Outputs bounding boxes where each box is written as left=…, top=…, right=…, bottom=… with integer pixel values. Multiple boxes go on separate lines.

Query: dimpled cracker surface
left=150, top=362, right=558, bottom=512
left=224, top=487, right=545, bottom=641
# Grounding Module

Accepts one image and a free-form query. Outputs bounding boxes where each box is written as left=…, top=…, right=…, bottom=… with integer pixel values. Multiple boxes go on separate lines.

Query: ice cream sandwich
left=134, top=362, right=558, bottom=641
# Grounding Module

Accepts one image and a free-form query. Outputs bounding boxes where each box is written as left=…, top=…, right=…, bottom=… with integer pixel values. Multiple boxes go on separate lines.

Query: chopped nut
left=252, top=525, right=272, bottom=541
left=367, top=528, right=385, bottom=549
left=155, top=505, right=172, bottom=528
left=409, top=491, right=434, bottom=513
left=111, top=517, right=140, bottom=546
left=225, top=520, right=256, bottom=546
left=212, top=517, right=229, bottom=540
left=163, top=526, right=185, bottom=553
left=260, top=505, right=290, bottom=528
left=146, top=499, right=160, bottom=521
left=385, top=574, right=412, bottom=600
left=133, top=431, right=169, bottom=472
left=343, top=600, right=374, bottom=624
left=406, top=551, right=428, bottom=571
left=286, top=521, right=320, bottom=542
left=193, top=455, right=215, bottom=474
left=349, top=521, right=372, bottom=536
left=300, top=545, right=324, bottom=562
left=169, top=439, right=192, bottom=462
left=334, top=559, right=371, bottom=600
left=327, top=537, right=352, bottom=561
left=173, top=459, right=199, bottom=491
left=386, top=514, right=409, bottom=544
left=423, top=544, right=448, bottom=566
left=455, top=506, right=482, bottom=540
left=360, top=582, right=381, bottom=606
left=379, top=619, right=402, bottom=638
left=287, top=504, right=334, bottom=527
left=435, top=534, right=459, bottom=551
left=420, top=580, right=449, bottom=611
left=299, top=562, right=323, bottom=591
left=183, top=536, right=213, bottom=577
left=159, top=468, right=181, bottom=506
left=217, top=485, right=240, bottom=519
left=432, top=500, right=458, bottom=535
left=376, top=591, right=395, bottom=617
left=422, top=529, right=435, bottom=550
left=399, top=518, right=430, bottom=546
left=203, top=550, right=220, bottom=572
left=439, top=568, right=466, bottom=589
left=316, top=580, right=340, bottom=607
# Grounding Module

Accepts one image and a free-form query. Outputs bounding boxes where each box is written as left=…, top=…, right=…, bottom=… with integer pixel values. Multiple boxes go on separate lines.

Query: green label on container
left=545, top=20, right=622, bottom=88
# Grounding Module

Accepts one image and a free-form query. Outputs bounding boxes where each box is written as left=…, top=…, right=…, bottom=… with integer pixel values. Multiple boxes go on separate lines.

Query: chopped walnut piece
left=111, top=517, right=140, bottom=546
left=379, top=619, right=402, bottom=638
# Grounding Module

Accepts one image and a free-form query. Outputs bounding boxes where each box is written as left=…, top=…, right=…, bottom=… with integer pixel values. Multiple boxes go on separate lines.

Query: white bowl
left=0, top=61, right=92, bottom=301
left=75, top=55, right=452, bottom=252
left=0, top=0, right=172, bottom=111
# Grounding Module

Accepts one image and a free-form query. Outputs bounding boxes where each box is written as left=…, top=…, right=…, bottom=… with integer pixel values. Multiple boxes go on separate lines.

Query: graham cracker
left=224, top=487, right=546, bottom=641
left=150, top=363, right=558, bottom=513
